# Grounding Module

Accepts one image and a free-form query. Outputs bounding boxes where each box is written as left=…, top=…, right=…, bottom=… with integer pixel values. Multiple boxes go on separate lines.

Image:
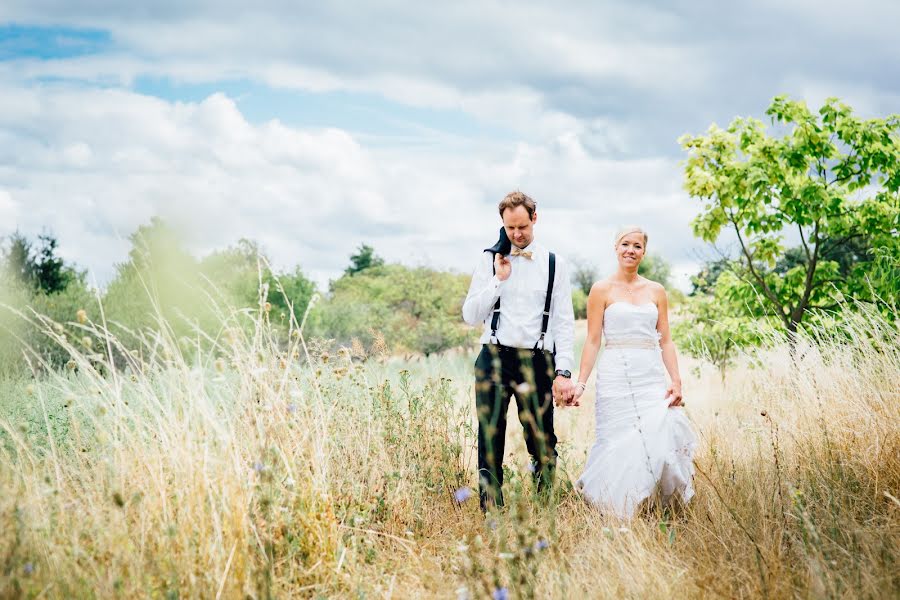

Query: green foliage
left=690, top=258, right=731, bottom=296
left=344, top=243, right=385, bottom=277
left=570, top=259, right=598, bottom=296
left=1, top=232, right=36, bottom=286
left=674, top=273, right=773, bottom=381
left=0, top=232, right=94, bottom=374
left=310, top=264, right=473, bottom=355
left=680, top=95, right=900, bottom=333
left=637, top=253, right=672, bottom=287
left=199, top=239, right=316, bottom=328
left=571, top=287, right=588, bottom=320
left=102, top=220, right=317, bottom=348
left=1, top=231, right=84, bottom=295
left=1, top=220, right=318, bottom=374
left=102, top=218, right=214, bottom=342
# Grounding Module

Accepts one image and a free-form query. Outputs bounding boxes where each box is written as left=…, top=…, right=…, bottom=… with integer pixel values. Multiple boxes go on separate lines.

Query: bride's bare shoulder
left=589, top=279, right=614, bottom=297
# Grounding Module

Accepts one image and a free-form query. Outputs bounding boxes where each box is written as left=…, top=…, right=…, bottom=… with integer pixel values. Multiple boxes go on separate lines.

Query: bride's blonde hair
left=614, top=225, right=648, bottom=247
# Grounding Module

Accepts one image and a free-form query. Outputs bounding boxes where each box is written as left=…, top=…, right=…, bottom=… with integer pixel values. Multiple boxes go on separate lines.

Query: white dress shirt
left=462, top=241, right=575, bottom=372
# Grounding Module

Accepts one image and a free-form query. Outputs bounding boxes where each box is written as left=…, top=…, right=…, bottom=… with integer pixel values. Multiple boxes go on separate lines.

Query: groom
left=463, top=191, right=576, bottom=510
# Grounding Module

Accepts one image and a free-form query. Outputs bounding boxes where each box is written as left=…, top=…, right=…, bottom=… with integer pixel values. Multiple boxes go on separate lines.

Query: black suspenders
left=489, top=251, right=556, bottom=350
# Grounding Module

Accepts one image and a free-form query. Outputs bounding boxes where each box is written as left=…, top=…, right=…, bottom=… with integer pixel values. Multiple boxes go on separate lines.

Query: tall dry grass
left=0, top=298, right=898, bottom=598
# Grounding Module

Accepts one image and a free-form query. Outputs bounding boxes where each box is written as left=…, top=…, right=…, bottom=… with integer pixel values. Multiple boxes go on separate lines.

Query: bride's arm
left=656, top=286, right=683, bottom=407
left=572, top=282, right=608, bottom=405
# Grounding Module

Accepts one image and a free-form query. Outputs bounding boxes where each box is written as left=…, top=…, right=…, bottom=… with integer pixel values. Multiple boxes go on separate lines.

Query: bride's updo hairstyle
left=614, top=226, right=648, bottom=247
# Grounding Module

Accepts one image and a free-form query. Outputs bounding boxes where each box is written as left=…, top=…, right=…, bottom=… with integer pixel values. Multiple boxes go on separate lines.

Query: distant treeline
left=0, top=219, right=478, bottom=375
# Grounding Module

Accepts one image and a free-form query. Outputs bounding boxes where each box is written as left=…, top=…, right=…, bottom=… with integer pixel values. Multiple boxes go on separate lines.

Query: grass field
left=1, top=306, right=898, bottom=598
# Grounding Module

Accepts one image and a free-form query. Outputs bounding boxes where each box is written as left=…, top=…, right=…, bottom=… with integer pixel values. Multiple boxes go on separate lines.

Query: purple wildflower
left=253, top=461, right=265, bottom=473
left=287, top=403, right=297, bottom=414
left=535, top=539, right=550, bottom=551
left=23, top=562, right=34, bottom=575
left=526, top=462, right=536, bottom=473
left=454, top=487, right=473, bottom=503
left=492, top=587, right=509, bottom=600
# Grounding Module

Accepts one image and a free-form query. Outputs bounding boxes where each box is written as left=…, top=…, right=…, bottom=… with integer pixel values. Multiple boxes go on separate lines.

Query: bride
left=571, top=226, right=697, bottom=519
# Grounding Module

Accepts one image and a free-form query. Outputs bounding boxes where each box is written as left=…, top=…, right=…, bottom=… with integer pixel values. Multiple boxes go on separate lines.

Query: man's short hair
left=498, top=191, right=537, bottom=219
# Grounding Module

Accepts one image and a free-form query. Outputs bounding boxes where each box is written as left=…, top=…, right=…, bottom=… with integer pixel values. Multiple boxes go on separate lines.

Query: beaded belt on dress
left=604, top=338, right=660, bottom=350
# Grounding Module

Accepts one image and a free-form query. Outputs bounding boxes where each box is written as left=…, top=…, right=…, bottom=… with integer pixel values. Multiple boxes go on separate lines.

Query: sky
left=1, top=1, right=898, bottom=291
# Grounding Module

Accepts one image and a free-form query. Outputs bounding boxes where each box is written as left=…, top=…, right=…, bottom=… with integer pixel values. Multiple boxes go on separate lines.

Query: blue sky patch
left=133, top=76, right=514, bottom=144
left=0, top=23, right=112, bottom=61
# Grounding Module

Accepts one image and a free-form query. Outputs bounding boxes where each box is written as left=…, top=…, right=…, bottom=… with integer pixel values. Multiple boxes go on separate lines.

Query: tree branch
left=792, top=220, right=821, bottom=327
left=727, top=209, right=790, bottom=327
left=798, top=223, right=812, bottom=262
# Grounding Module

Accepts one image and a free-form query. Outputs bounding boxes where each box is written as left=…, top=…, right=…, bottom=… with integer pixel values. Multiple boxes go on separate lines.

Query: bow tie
left=510, top=248, right=533, bottom=260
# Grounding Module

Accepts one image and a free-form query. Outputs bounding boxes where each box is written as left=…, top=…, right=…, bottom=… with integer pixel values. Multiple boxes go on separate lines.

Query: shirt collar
left=512, top=239, right=537, bottom=253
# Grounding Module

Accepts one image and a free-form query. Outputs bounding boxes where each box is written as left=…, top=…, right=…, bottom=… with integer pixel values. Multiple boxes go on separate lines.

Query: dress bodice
left=603, top=302, right=660, bottom=342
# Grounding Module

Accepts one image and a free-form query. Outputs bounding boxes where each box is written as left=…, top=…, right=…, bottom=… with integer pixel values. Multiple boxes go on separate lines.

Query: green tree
left=674, top=272, right=771, bottom=382
left=311, top=264, right=472, bottom=355
left=1, top=232, right=82, bottom=294
left=1, top=232, right=36, bottom=285
left=681, top=95, right=900, bottom=333
left=638, top=253, right=672, bottom=287
left=570, top=259, right=598, bottom=296
left=201, top=239, right=317, bottom=328
left=32, top=234, right=82, bottom=294
left=344, top=244, right=385, bottom=277
left=571, top=287, right=588, bottom=320
left=690, top=257, right=731, bottom=296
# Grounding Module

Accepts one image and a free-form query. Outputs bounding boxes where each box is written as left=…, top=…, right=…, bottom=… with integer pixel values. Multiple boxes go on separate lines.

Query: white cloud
left=2, top=0, right=898, bottom=294
left=0, top=82, right=703, bottom=290
left=0, top=189, right=17, bottom=225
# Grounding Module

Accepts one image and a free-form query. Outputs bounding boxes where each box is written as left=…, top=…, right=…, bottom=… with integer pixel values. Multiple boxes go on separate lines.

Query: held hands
left=494, top=253, right=512, bottom=281
left=666, top=380, right=684, bottom=407
left=553, top=377, right=580, bottom=407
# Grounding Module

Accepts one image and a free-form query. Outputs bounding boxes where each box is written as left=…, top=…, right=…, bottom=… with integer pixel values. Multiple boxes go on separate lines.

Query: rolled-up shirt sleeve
left=549, top=255, right=575, bottom=372
left=462, top=251, right=505, bottom=326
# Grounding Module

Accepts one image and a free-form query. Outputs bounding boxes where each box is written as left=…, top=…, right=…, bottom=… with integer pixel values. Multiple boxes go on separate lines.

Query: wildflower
left=287, top=403, right=297, bottom=414
left=534, top=539, right=550, bottom=551
left=290, top=329, right=301, bottom=340
left=66, top=359, right=77, bottom=371
left=456, top=587, right=470, bottom=600
left=456, top=543, right=469, bottom=553
left=264, top=302, right=272, bottom=313
left=493, top=588, right=509, bottom=600
left=253, top=461, right=265, bottom=473
left=498, top=552, right=515, bottom=560
left=602, top=526, right=613, bottom=539
left=618, top=527, right=630, bottom=534
left=454, top=487, right=473, bottom=503
left=81, top=336, right=93, bottom=349
left=53, top=323, right=64, bottom=334
left=284, top=477, right=296, bottom=488
left=76, top=309, right=87, bottom=324
left=526, top=462, right=537, bottom=473
left=23, top=562, right=34, bottom=575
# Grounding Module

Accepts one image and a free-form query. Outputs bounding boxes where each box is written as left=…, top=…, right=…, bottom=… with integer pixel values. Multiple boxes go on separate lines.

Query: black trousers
left=474, top=344, right=558, bottom=510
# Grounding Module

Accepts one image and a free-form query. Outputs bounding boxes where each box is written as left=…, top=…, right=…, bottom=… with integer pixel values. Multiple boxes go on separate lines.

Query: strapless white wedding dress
left=577, top=302, right=697, bottom=519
